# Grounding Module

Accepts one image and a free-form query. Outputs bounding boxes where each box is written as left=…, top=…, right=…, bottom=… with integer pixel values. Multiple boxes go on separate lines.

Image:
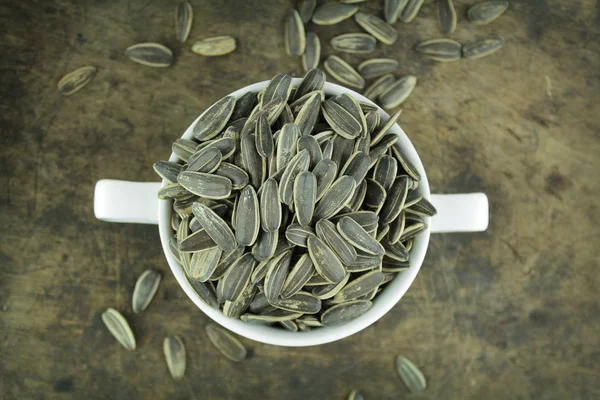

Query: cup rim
left=158, top=78, right=431, bottom=347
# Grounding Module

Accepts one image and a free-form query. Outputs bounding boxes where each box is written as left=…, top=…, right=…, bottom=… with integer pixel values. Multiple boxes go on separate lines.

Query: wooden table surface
left=1, top=0, right=599, bottom=399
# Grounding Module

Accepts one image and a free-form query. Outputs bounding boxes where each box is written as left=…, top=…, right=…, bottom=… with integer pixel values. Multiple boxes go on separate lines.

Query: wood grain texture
left=0, top=0, right=599, bottom=399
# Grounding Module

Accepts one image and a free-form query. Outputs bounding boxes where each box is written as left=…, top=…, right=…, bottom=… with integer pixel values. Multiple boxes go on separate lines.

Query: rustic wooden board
left=1, top=0, right=599, bottom=399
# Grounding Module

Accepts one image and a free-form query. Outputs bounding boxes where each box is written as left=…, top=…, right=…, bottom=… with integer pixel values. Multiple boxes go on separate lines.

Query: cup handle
left=429, top=193, right=489, bottom=233
left=94, top=179, right=162, bottom=224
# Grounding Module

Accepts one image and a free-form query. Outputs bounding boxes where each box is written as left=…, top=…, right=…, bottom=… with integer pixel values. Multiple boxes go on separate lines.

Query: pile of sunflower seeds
left=154, top=69, right=436, bottom=332
left=285, top=0, right=509, bottom=109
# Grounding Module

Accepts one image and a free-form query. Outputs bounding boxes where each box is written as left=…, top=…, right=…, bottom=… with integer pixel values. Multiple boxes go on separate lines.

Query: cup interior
left=158, top=79, right=431, bottom=346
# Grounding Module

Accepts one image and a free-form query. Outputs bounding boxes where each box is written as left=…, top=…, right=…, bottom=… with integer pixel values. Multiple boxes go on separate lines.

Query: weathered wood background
left=1, top=0, right=599, bottom=399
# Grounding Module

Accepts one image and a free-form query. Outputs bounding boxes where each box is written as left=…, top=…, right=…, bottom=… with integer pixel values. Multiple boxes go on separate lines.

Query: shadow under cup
left=159, top=79, right=431, bottom=347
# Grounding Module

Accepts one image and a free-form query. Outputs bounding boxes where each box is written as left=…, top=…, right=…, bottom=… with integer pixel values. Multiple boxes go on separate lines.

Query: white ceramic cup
left=94, top=79, right=489, bottom=347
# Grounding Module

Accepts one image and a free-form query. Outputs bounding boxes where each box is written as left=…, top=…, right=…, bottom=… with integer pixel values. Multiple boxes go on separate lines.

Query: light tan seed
left=293, top=69, right=326, bottom=101
left=416, top=38, right=462, bottom=62
left=295, top=93, right=322, bottom=137
left=214, top=163, right=249, bottom=190
left=223, top=283, right=257, bottom=318
left=337, top=216, right=385, bottom=256
left=333, top=270, right=384, bottom=303
left=192, top=36, right=236, bottom=56
left=340, top=151, right=370, bottom=183
left=315, top=219, right=357, bottom=266
left=363, top=74, right=395, bottom=101
left=276, top=123, right=300, bottom=171
left=302, top=32, right=321, bottom=72
left=57, top=66, right=96, bottom=96
left=189, top=246, right=223, bottom=281
left=322, top=99, right=362, bottom=139
left=256, top=113, right=273, bottom=158
left=153, top=161, right=182, bottom=183
left=294, top=171, right=317, bottom=227
left=312, top=3, right=359, bottom=25
left=285, top=9, right=306, bottom=57
left=321, top=300, right=373, bottom=326
left=193, top=95, right=237, bottom=140
left=298, top=0, right=317, bottom=23
left=102, top=308, right=136, bottom=351
left=178, top=172, right=232, bottom=199
left=175, top=2, right=193, bottom=42
left=187, top=147, right=222, bottom=173
left=314, top=175, right=357, bottom=219
left=400, top=0, right=424, bottom=23
left=271, top=291, right=322, bottom=314
left=438, top=0, right=457, bottom=34
left=379, top=76, right=417, bottom=109
left=186, top=276, right=219, bottom=309
left=241, top=134, right=267, bottom=188
left=279, top=150, right=310, bottom=205
left=385, top=0, right=409, bottom=23
left=358, top=58, right=398, bottom=79
left=324, top=56, right=365, bottom=89
left=331, top=33, right=377, bottom=54
left=307, top=235, right=346, bottom=283
left=462, top=37, right=505, bottom=59
left=163, top=336, right=186, bottom=380
left=313, top=159, right=338, bottom=201
left=285, top=223, right=315, bottom=247
left=220, top=253, right=256, bottom=302
left=281, top=254, right=315, bottom=298
left=191, top=203, right=236, bottom=252
left=380, top=176, right=410, bottom=224
left=205, top=324, right=247, bottom=362
left=396, top=356, right=427, bottom=393
left=391, top=143, right=421, bottom=181
left=467, top=1, right=509, bottom=24
left=125, top=43, right=173, bottom=67
left=264, top=250, right=292, bottom=303
left=354, top=13, right=398, bottom=45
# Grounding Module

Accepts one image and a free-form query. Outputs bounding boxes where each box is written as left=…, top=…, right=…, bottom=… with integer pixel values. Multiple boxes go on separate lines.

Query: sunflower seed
left=163, top=336, right=186, bottom=380
left=354, top=135, right=371, bottom=156
left=379, top=76, right=417, bottom=109
left=388, top=211, right=406, bottom=244
left=125, top=43, right=173, bottom=67
left=358, top=60, right=398, bottom=81
left=333, top=270, right=384, bottom=303
left=259, top=178, right=282, bottom=232
left=297, top=316, right=323, bottom=327
left=249, top=292, right=272, bottom=313
left=337, top=216, right=385, bottom=256
left=234, top=186, right=259, bottom=246
left=385, top=0, right=409, bottom=23
left=179, top=228, right=215, bottom=253
left=252, top=229, right=278, bottom=261
left=396, top=356, right=426, bottom=393
left=331, top=33, right=377, bottom=54
left=213, top=163, right=249, bottom=190
left=242, top=309, right=302, bottom=323
left=373, top=155, right=397, bottom=191
left=315, top=219, right=357, bottom=266
left=281, top=254, right=315, bottom=298
left=331, top=134, right=356, bottom=168
left=188, top=246, right=222, bottom=281
left=187, top=147, right=222, bottom=173
left=379, top=176, right=410, bottom=224
left=313, top=159, right=338, bottom=201
left=307, top=235, right=346, bottom=283
left=57, top=66, right=96, bottom=96
left=264, top=250, right=292, bottom=303
left=279, top=150, right=310, bottom=205
left=220, top=253, right=256, bottom=302
left=406, top=197, right=437, bottom=217
left=192, top=36, right=236, bottom=56
left=251, top=259, right=271, bottom=285
left=193, top=95, right=236, bottom=140
left=321, top=300, right=372, bottom=326
left=363, top=74, right=396, bottom=101
left=438, top=0, right=457, bottom=34
left=231, top=92, right=258, bottom=121
left=354, top=13, right=398, bottom=45
left=462, top=37, right=505, bottom=59
left=399, top=0, right=424, bottom=23
left=322, top=99, right=362, bottom=139
left=324, top=56, right=365, bottom=89
left=348, top=389, right=365, bottom=400
left=276, top=123, right=300, bottom=171
left=340, top=151, right=370, bottom=183
left=280, top=320, right=298, bottom=331
left=347, top=179, right=367, bottom=212
left=305, top=274, right=332, bottom=286
left=298, top=0, right=317, bottom=23
left=311, top=273, right=350, bottom=299
left=391, top=144, right=421, bottom=181
left=158, top=183, right=190, bottom=200
left=467, top=1, right=509, bottom=24
left=336, top=93, right=368, bottom=135
left=399, top=221, right=426, bottom=242
left=187, top=276, right=219, bottom=308
left=293, top=171, right=317, bottom=227
left=364, top=179, right=387, bottom=211
left=172, top=139, right=196, bottom=162
left=416, top=38, right=462, bottom=62
left=199, top=137, right=236, bottom=159
left=348, top=252, right=382, bottom=272
left=177, top=172, right=231, bottom=199
left=302, top=32, right=321, bottom=72
left=191, top=203, right=236, bottom=252
left=241, top=134, right=267, bottom=188
left=314, top=175, right=357, bottom=219
left=403, top=189, right=423, bottom=209
left=223, top=283, right=257, bottom=318
left=101, top=308, right=136, bottom=351
left=295, top=93, right=322, bottom=137
left=153, top=161, right=182, bottom=183
left=272, top=291, right=322, bottom=314
left=175, top=2, right=193, bottom=42
left=205, top=324, right=247, bottom=362
left=285, top=223, right=315, bottom=247
left=285, top=9, right=306, bottom=57
left=255, top=113, right=274, bottom=158
left=210, top=245, right=245, bottom=280
left=261, top=73, right=293, bottom=109
left=312, top=3, right=359, bottom=25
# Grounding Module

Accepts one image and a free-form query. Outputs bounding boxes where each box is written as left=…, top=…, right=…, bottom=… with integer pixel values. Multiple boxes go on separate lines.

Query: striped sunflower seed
left=467, top=1, right=509, bottom=25
left=364, top=179, right=387, bottom=211
left=223, top=283, right=257, bottom=318
left=259, top=178, right=282, bottom=232
left=331, top=33, right=377, bottom=54
left=297, top=136, right=322, bottom=168
left=322, top=99, right=362, bottom=139
left=178, top=172, right=232, bottom=199
left=192, top=36, right=236, bottom=56
left=298, top=0, right=317, bottom=23
left=379, top=176, right=410, bottom=224
left=406, top=197, right=437, bottom=217
left=372, top=109, right=402, bottom=147
left=348, top=389, right=365, bottom=400
left=333, top=270, right=384, bottom=303
left=373, top=155, right=398, bottom=191
left=354, top=13, right=398, bottom=45
left=462, top=37, right=505, bottom=59
left=337, top=216, right=385, bottom=256
left=280, top=320, right=298, bottom=331
left=391, top=143, right=421, bottom=181
left=256, top=113, right=273, bottom=158
left=321, top=300, right=372, bottom=326
left=214, top=163, right=249, bottom=190
left=302, top=32, right=321, bottom=72
left=312, top=3, right=359, bottom=25
left=163, top=336, right=186, bottom=380
left=403, top=189, right=423, bottom=209
left=416, top=38, right=462, bottom=62
left=295, top=93, right=322, bottom=137
left=313, top=159, right=338, bottom=201
left=358, top=58, right=398, bottom=79
left=158, top=183, right=190, bottom=200
left=387, top=211, right=406, bottom=244
left=363, top=74, right=395, bottom=101
left=336, top=93, right=368, bottom=135
left=339, top=151, right=370, bottom=183
left=279, top=150, right=310, bottom=205
left=331, top=134, right=356, bottom=168
left=399, top=0, right=424, bottom=23
left=249, top=292, right=272, bottom=313
left=205, top=324, right=247, bottom=362
left=307, top=235, right=346, bottom=283
left=396, top=356, right=427, bottom=393
left=383, top=238, right=409, bottom=261
left=187, top=147, right=222, bottom=173
left=354, top=134, right=371, bottom=155
left=347, top=252, right=382, bottom=272
left=332, top=210, right=379, bottom=232
left=125, top=43, right=173, bottom=67
left=271, top=291, right=322, bottom=314
left=191, top=203, right=236, bottom=252
left=220, top=253, right=257, bottom=302
left=347, top=179, right=367, bottom=212
left=198, top=137, right=236, bottom=159
left=187, top=276, right=219, bottom=309
left=153, top=161, right=182, bottom=183
left=193, top=95, right=236, bottom=140
left=189, top=246, right=223, bottom=281
left=285, top=9, right=306, bottom=57
left=241, top=134, right=267, bottom=188
left=281, top=254, right=315, bottom=298
left=261, top=73, right=293, bottom=109
left=264, top=250, right=292, bottom=303
left=57, top=66, right=96, bottom=96
left=285, top=223, right=315, bottom=247
left=382, top=256, right=409, bottom=272
left=385, top=0, right=409, bottom=23
left=276, top=123, right=300, bottom=171
left=179, top=228, right=215, bottom=253
left=293, top=69, right=326, bottom=101
left=438, top=0, right=457, bottom=34
left=252, top=229, right=278, bottom=261
left=324, top=56, right=365, bottom=89
left=399, top=221, right=426, bottom=242
left=241, top=309, right=302, bottom=323
left=294, top=171, right=317, bottom=226
left=315, top=219, right=357, bottom=266
left=235, top=185, right=259, bottom=246
left=311, top=273, right=350, bottom=300
left=314, top=175, right=357, bottom=219
left=297, top=316, right=323, bottom=327
left=175, top=2, right=193, bottom=42
left=379, top=76, right=417, bottom=109
left=231, top=92, right=258, bottom=121
left=102, top=308, right=136, bottom=351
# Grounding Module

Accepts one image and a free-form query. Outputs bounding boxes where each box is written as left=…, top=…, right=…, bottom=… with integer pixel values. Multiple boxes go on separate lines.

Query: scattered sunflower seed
left=57, top=66, right=96, bottom=96
left=205, top=324, right=247, bottom=362
left=438, top=0, right=457, bottom=34
left=101, top=308, right=136, bottom=351
left=385, top=0, right=409, bottom=24
left=462, top=37, right=505, bottom=59
left=132, top=270, right=161, bottom=314
left=175, top=2, right=193, bottom=42
left=467, top=1, right=509, bottom=24
left=363, top=74, right=395, bottom=101
left=379, top=76, right=417, bottom=109
left=331, top=33, right=377, bottom=54
left=396, top=356, right=427, bottom=393
left=324, top=56, right=365, bottom=89
left=312, top=3, right=360, bottom=25
left=192, top=36, right=237, bottom=56
left=358, top=58, right=399, bottom=79
left=416, top=38, right=462, bottom=62
left=399, top=0, right=424, bottom=23
left=125, top=43, right=173, bottom=67
left=354, top=13, right=398, bottom=45
left=163, top=336, right=186, bottom=380
left=285, top=9, right=306, bottom=57
left=298, top=0, right=317, bottom=23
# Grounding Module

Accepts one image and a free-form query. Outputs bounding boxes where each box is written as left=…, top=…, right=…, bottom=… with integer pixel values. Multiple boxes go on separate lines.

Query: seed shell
left=192, top=36, right=236, bottom=56
left=400, top=0, right=425, bottom=23
left=102, top=308, right=136, bottom=351
left=337, top=216, right=385, bottom=256
left=191, top=203, right=236, bottom=252
left=307, top=235, right=346, bottom=283
left=220, top=253, right=257, bottom=302
left=416, top=38, right=462, bottom=62
left=363, top=74, right=395, bottom=101
left=358, top=58, right=398, bottom=79
left=193, top=95, right=236, bottom=140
